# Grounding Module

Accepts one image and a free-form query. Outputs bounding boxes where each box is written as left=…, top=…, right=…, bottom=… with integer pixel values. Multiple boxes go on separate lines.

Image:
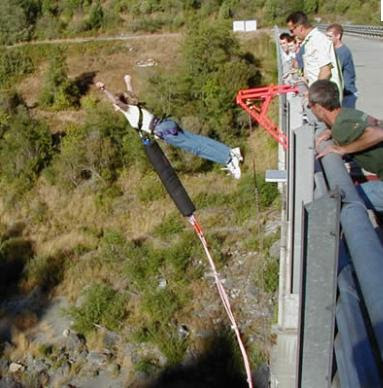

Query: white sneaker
left=223, top=154, right=241, bottom=180
left=230, top=147, right=243, bottom=162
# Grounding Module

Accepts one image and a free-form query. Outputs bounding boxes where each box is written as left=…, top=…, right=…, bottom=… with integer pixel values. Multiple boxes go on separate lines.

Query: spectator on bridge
left=96, top=75, right=243, bottom=179
left=291, top=36, right=305, bottom=76
left=309, top=80, right=383, bottom=213
left=286, top=12, right=343, bottom=99
left=326, top=23, right=358, bottom=108
left=279, top=33, right=298, bottom=82
left=279, top=33, right=296, bottom=63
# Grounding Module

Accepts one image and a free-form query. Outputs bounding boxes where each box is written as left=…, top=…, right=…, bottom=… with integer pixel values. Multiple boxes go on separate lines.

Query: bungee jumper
left=95, top=75, right=253, bottom=387
left=96, top=75, right=243, bottom=179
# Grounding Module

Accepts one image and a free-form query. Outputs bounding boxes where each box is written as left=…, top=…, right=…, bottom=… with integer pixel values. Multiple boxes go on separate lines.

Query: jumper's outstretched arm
left=124, top=74, right=134, bottom=93
left=95, top=81, right=117, bottom=104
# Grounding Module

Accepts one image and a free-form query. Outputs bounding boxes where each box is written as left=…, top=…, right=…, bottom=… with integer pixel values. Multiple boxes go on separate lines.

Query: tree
left=303, top=0, right=319, bottom=14
left=39, top=48, right=80, bottom=110
left=0, top=1, right=30, bottom=44
left=145, top=19, right=259, bottom=143
left=264, top=0, right=303, bottom=24
left=0, top=49, right=34, bottom=87
left=0, top=107, right=53, bottom=193
left=86, top=0, right=104, bottom=30
left=47, top=107, right=130, bottom=189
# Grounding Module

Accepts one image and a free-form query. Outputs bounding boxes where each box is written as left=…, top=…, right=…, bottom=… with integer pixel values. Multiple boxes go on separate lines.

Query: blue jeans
left=356, top=181, right=383, bottom=213
left=154, top=119, right=231, bottom=165
left=342, top=93, right=357, bottom=108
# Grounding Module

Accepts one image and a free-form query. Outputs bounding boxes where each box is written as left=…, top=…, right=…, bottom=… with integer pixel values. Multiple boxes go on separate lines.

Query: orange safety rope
left=188, top=214, right=253, bottom=388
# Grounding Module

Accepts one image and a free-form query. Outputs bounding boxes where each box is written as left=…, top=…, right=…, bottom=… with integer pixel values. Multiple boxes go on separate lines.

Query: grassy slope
left=1, top=30, right=281, bottom=383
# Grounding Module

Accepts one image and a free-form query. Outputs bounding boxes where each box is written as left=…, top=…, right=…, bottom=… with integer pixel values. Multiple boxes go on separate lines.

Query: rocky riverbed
left=0, top=216, right=280, bottom=387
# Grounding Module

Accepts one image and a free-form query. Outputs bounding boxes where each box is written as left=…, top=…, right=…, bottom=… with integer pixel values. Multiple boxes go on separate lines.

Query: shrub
left=123, top=241, right=163, bottom=291
left=44, top=126, right=88, bottom=188
left=34, top=13, right=62, bottom=38
left=129, top=16, right=166, bottom=33
left=142, top=288, right=181, bottom=323
left=121, top=127, right=150, bottom=171
left=0, top=90, right=26, bottom=116
left=144, top=19, right=259, bottom=144
left=47, top=107, right=129, bottom=189
left=0, top=108, right=53, bottom=195
left=0, top=50, right=34, bottom=88
left=66, top=283, right=127, bottom=333
left=136, top=282, right=190, bottom=365
left=0, top=2, right=31, bottom=44
left=161, top=231, right=198, bottom=275
left=38, top=48, right=80, bottom=110
left=86, top=0, right=104, bottom=30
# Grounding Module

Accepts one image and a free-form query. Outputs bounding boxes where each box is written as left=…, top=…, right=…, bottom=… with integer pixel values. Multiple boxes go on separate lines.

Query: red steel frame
left=236, top=84, right=299, bottom=150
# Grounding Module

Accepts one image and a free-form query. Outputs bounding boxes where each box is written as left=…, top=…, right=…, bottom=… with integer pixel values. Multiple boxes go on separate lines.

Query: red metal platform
left=236, top=84, right=299, bottom=150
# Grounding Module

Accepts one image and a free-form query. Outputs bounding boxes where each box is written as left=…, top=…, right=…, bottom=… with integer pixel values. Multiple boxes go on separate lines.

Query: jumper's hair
left=115, top=91, right=139, bottom=110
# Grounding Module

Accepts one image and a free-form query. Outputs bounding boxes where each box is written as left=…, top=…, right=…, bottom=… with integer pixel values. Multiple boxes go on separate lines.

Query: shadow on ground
left=0, top=222, right=33, bottom=298
left=0, top=223, right=67, bottom=343
left=143, top=332, right=250, bottom=388
left=74, top=71, right=97, bottom=95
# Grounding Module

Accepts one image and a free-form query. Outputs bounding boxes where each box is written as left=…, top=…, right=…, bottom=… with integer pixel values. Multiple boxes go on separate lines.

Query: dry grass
left=4, top=326, right=40, bottom=361
left=0, top=30, right=279, bottom=379
left=2, top=26, right=279, bottom=298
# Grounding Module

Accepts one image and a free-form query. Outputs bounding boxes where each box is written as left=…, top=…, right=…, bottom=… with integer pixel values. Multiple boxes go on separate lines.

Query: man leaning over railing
left=308, top=79, right=383, bottom=214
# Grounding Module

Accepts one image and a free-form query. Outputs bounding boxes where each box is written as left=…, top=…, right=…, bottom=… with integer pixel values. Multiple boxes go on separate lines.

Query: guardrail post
left=290, top=120, right=315, bottom=293
left=318, top=146, right=383, bottom=361
left=335, top=256, right=383, bottom=388
left=297, top=190, right=340, bottom=388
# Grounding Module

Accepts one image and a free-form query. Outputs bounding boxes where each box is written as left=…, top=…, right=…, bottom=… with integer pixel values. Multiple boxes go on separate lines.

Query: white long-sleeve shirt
left=121, top=105, right=155, bottom=134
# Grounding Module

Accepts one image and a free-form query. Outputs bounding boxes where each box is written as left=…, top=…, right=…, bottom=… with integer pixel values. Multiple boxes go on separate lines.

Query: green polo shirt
left=332, top=108, right=383, bottom=179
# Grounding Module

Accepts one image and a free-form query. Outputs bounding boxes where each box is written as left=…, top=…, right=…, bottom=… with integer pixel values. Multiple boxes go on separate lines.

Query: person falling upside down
left=95, top=75, right=243, bottom=179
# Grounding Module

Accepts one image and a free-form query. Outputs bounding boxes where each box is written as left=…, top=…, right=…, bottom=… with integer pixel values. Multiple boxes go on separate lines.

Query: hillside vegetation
left=2, top=0, right=380, bottom=384
left=0, top=10, right=282, bottom=384
left=0, top=0, right=381, bottom=45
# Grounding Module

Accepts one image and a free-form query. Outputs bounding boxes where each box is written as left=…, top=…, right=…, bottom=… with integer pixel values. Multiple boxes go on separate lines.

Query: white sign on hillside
left=233, top=20, right=257, bottom=32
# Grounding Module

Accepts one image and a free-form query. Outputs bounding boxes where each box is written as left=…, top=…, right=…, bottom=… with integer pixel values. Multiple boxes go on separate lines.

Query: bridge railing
left=318, top=24, right=383, bottom=39
left=270, top=26, right=383, bottom=388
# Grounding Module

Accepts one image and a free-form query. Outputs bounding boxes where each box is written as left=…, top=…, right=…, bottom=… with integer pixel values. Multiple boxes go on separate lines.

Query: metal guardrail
left=270, top=26, right=383, bottom=388
left=318, top=24, right=383, bottom=39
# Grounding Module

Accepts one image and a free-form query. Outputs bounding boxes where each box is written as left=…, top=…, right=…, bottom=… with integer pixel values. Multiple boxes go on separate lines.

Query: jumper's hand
left=124, top=74, right=134, bottom=93
left=95, top=81, right=105, bottom=90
